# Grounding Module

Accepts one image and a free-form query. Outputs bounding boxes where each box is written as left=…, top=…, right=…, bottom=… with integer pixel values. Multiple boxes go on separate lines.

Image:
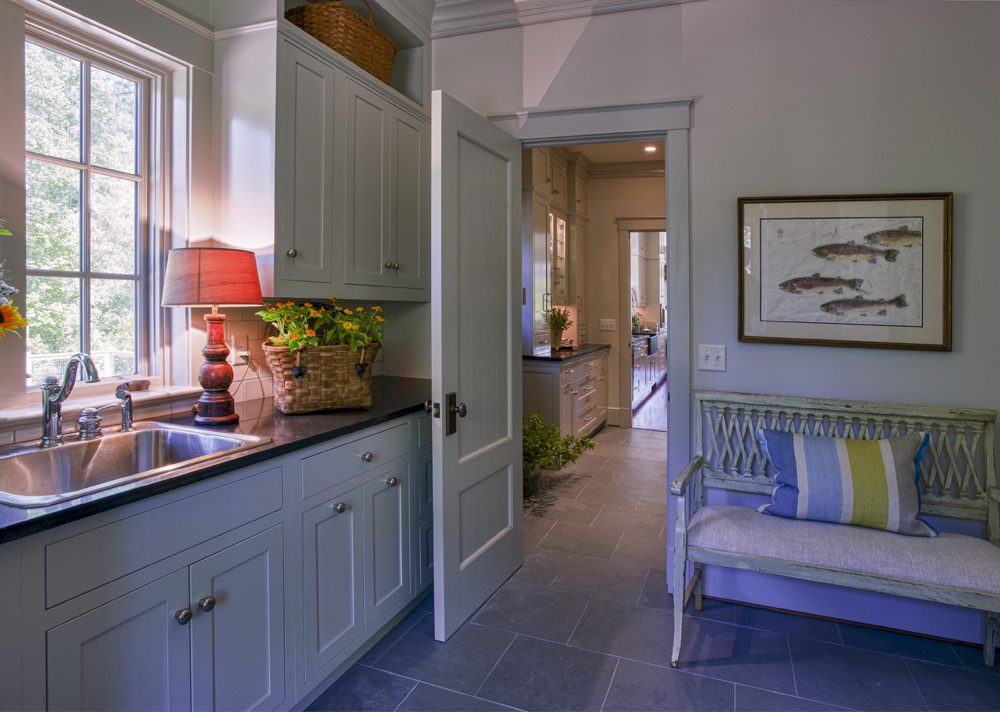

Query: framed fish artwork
left=738, top=193, right=952, bottom=350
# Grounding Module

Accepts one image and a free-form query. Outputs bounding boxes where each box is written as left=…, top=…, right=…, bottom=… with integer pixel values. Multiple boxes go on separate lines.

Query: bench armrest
left=671, top=457, right=704, bottom=496
left=989, top=487, right=1000, bottom=504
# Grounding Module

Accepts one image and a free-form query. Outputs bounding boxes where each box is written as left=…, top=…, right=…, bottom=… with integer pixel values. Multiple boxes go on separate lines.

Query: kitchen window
left=24, top=37, right=150, bottom=386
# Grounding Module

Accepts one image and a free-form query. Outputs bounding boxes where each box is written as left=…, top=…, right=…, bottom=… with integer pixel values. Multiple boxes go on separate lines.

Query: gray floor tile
left=638, top=568, right=672, bottom=611
left=306, top=665, right=416, bottom=711
left=604, top=658, right=735, bottom=711
left=952, top=642, right=1000, bottom=677
left=396, top=683, right=516, bottom=711
left=357, top=609, right=428, bottom=666
left=512, top=548, right=570, bottom=588
left=611, top=530, right=668, bottom=569
left=477, top=635, right=618, bottom=711
left=575, top=482, right=642, bottom=508
left=905, top=658, right=1000, bottom=711
left=522, top=515, right=556, bottom=551
left=538, top=521, right=623, bottom=559
left=838, top=623, right=962, bottom=665
left=374, top=617, right=515, bottom=694
left=734, top=605, right=841, bottom=645
left=678, top=617, right=796, bottom=695
left=548, top=553, right=649, bottom=605
left=474, top=581, right=589, bottom=643
left=734, top=686, right=847, bottom=711
left=534, top=498, right=604, bottom=526
left=788, top=636, right=925, bottom=711
left=569, top=597, right=674, bottom=667
left=592, top=504, right=665, bottom=538
left=601, top=446, right=667, bottom=464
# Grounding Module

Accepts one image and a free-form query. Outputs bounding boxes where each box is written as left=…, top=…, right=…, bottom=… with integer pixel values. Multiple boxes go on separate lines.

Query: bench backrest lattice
left=694, top=391, right=998, bottom=539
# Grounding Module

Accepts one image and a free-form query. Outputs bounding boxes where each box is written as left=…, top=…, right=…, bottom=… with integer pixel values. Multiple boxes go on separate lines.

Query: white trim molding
left=432, top=0, right=693, bottom=39
left=134, top=0, right=214, bottom=40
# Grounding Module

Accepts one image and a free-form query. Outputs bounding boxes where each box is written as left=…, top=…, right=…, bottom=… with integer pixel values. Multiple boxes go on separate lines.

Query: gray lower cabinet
left=46, top=526, right=284, bottom=712
left=302, top=485, right=365, bottom=682
left=363, top=463, right=411, bottom=625
left=524, top=350, right=610, bottom=435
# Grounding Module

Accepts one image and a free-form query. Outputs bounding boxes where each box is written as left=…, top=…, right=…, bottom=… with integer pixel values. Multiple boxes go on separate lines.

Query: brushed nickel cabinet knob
left=386, top=477, right=399, bottom=487
left=198, top=596, right=216, bottom=612
left=175, top=608, right=193, bottom=625
left=286, top=247, right=297, bottom=257
left=333, top=502, right=348, bottom=514
left=361, top=451, right=374, bottom=463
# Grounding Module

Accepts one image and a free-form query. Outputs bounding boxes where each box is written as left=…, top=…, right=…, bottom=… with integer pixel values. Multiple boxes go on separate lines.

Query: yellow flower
left=355, top=306, right=364, bottom=312
left=289, top=331, right=300, bottom=340
left=343, top=309, right=353, bottom=315
left=306, top=329, right=316, bottom=337
left=309, top=309, right=319, bottom=317
left=342, top=322, right=358, bottom=331
left=271, top=335, right=286, bottom=345
left=375, top=315, right=385, bottom=323
left=303, top=302, right=313, bottom=307
left=0, top=303, right=27, bottom=336
left=372, top=306, right=382, bottom=312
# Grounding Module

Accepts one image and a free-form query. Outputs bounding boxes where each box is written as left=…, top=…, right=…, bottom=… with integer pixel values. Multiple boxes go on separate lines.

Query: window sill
left=0, top=386, right=203, bottom=444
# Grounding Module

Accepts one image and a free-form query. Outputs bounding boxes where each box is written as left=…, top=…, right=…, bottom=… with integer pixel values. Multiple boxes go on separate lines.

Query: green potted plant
left=546, top=306, right=573, bottom=350
left=522, top=412, right=596, bottom=496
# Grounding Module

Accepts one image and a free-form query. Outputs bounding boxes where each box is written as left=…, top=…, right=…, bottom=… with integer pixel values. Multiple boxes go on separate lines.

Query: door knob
left=198, top=596, right=216, bottom=612
left=450, top=402, right=468, bottom=418
left=175, top=608, right=193, bottom=625
left=286, top=247, right=297, bottom=257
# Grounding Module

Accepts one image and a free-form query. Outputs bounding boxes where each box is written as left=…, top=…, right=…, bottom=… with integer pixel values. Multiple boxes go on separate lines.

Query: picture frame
left=738, top=193, right=952, bottom=351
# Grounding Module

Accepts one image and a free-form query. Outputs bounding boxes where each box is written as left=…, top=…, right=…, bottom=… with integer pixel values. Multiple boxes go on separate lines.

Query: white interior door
left=431, top=90, right=522, bottom=641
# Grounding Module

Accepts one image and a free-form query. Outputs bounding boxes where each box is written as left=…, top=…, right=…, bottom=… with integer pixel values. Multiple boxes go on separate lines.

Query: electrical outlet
left=698, top=344, right=726, bottom=371
left=599, top=319, right=616, bottom=331
left=230, top=336, right=250, bottom=365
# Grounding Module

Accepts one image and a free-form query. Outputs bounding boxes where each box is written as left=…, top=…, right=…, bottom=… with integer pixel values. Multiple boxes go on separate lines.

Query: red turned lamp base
left=195, top=310, right=239, bottom=426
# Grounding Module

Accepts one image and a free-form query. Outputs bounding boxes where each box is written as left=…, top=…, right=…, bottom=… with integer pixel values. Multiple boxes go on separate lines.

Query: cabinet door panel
left=550, top=160, right=568, bottom=210
left=574, top=172, right=588, bottom=217
left=416, top=518, right=434, bottom=592
left=344, top=79, right=390, bottom=287
left=278, top=41, right=336, bottom=285
left=46, top=569, right=191, bottom=712
left=531, top=193, right=550, bottom=338
left=190, top=526, right=285, bottom=712
left=364, top=463, right=411, bottom=625
left=302, top=486, right=364, bottom=681
left=415, top=451, right=433, bottom=520
left=390, top=106, right=428, bottom=290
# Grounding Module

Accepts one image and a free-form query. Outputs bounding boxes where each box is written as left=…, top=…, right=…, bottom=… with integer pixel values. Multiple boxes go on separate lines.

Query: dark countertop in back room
left=0, top=376, right=431, bottom=545
left=522, top=343, right=611, bottom=362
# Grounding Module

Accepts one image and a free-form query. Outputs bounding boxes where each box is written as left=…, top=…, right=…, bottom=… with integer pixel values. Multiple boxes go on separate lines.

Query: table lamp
left=161, top=247, right=263, bottom=426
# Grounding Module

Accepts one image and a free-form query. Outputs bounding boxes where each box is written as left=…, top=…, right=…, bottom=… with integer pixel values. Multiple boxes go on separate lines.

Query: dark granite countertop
left=522, top=343, right=611, bottom=363
left=0, top=376, right=430, bottom=545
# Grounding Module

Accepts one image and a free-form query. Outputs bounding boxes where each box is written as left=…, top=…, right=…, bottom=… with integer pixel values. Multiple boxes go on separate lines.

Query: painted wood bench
left=670, top=390, right=1000, bottom=667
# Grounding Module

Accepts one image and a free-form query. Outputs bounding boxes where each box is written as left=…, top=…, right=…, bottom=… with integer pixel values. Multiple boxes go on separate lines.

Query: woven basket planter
left=264, top=343, right=379, bottom=414
left=285, top=0, right=397, bottom=85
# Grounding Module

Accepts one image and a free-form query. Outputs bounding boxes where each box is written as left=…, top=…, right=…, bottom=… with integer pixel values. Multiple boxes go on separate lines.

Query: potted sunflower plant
left=257, top=300, right=385, bottom=413
left=522, top=412, right=596, bottom=496
left=0, top=220, right=28, bottom=339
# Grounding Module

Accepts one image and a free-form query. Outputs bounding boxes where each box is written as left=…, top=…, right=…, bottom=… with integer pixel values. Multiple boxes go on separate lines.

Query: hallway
left=631, top=383, right=668, bottom=432
left=308, top=428, right=1000, bottom=712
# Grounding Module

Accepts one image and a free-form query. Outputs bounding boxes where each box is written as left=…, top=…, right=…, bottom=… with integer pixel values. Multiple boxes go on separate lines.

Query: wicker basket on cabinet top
left=285, top=0, right=397, bottom=85
left=264, top=343, right=379, bottom=413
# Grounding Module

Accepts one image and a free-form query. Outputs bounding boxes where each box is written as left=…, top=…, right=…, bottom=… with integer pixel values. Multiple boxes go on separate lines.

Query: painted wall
left=587, top=175, right=665, bottom=424
left=434, top=0, right=1000, bottom=642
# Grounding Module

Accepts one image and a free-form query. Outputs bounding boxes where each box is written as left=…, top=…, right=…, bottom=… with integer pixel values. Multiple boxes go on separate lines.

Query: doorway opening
left=628, top=230, right=667, bottom=432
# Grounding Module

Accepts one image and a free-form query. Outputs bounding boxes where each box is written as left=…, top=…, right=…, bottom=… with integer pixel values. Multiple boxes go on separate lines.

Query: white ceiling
left=565, top=140, right=665, bottom=165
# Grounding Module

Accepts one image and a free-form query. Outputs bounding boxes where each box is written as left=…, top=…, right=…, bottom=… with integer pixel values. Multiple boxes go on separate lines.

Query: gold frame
left=738, top=193, right=953, bottom=351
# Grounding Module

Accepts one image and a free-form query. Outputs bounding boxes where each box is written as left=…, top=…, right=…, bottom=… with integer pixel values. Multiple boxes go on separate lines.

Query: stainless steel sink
left=0, top=422, right=269, bottom=508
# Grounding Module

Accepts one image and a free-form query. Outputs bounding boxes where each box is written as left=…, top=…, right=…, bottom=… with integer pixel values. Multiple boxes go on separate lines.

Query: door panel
left=278, top=41, right=336, bottom=286
left=432, top=91, right=522, bottom=640
left=190, top=526, right=285, bottom=712
left=344, top=79, right=390, bottom=286
left=46, top=569, right=191, bottom=712
left=302, top=486, right=364, bottom=681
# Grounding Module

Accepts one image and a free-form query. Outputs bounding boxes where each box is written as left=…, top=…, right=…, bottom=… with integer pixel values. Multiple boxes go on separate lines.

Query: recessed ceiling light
left=644, top=145, right=657, bottom=153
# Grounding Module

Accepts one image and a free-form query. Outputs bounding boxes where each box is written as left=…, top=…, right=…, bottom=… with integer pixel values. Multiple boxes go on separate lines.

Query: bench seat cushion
left=688, top=505, right=1000, bottom=597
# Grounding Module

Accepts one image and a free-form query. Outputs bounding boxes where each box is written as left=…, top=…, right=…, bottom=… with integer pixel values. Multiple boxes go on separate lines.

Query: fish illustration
left=820, top=294, right=908, bottom=317
left=778, top=274, right=866, bottom=295
left=862, top=226, right=922, bottom=248
left=812, top=241, right=899, bottom=264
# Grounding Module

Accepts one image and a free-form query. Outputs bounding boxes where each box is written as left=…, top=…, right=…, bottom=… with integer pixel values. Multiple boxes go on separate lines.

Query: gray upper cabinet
left=277, top=42, right=338, bottom=286
left=273, top=36, right=429, bottom=302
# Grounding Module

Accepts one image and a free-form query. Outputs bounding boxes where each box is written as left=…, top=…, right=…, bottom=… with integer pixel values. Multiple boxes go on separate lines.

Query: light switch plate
left=698, top=344, right=726, bottom=371
left=599, top=319, right=616, bottom=331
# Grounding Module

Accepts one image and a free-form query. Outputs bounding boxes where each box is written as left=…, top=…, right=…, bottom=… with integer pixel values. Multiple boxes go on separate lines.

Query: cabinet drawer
left=560, top=364, right=583, bottom=385
left=45, top=466, right=283, bottom=609
left=577, top=408, right=599, bottom=435
left=581, top=355, right=604, bottom=377
left=575, top=387, right=598, bottom=416
left=301, top=422, right=409, bottom=500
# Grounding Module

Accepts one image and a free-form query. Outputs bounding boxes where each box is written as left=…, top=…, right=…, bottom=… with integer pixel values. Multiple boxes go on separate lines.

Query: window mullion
left=80, top=57, right=92, bottom=357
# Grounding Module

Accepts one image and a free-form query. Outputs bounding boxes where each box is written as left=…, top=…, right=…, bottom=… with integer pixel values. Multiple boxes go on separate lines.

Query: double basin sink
left=0, top=422, right=268, bottom=508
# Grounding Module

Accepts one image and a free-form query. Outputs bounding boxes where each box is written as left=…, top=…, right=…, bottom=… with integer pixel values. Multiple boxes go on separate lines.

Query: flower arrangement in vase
left=545, top=306, right=573, bottom=351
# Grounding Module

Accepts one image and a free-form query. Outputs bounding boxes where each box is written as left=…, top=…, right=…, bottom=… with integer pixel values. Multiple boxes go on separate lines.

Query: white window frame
left=22, top=16, right=171, bottom=401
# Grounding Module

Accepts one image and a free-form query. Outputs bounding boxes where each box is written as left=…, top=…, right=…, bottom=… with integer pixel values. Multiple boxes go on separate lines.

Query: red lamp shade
left=161, top=247, right=262, bottom=307
left=161, top=247, right=262, bottom=427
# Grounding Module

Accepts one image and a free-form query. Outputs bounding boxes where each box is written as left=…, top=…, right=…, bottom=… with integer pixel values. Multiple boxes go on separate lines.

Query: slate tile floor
left=309, top=427, right=1000, bottom=712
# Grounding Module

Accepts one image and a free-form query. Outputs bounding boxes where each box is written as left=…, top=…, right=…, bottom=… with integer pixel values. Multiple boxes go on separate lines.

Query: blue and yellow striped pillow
left=757, top=430, right=935, bottom=537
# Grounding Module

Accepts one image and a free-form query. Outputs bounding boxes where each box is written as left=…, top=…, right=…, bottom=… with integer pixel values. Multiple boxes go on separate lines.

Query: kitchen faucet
left=39, top=353, right=100, bottom=448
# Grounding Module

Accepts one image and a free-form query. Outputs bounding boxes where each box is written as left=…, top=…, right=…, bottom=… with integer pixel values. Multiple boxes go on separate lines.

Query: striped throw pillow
left=757, top=430, right=935, bottom=537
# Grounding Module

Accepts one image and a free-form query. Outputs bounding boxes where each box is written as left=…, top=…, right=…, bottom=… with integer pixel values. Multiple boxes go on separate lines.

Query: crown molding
left=432, top=0, right=692, bottom=39
left=134, top=0, right=215, bottom=40
left=214, top=20, right=278, bottom=40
